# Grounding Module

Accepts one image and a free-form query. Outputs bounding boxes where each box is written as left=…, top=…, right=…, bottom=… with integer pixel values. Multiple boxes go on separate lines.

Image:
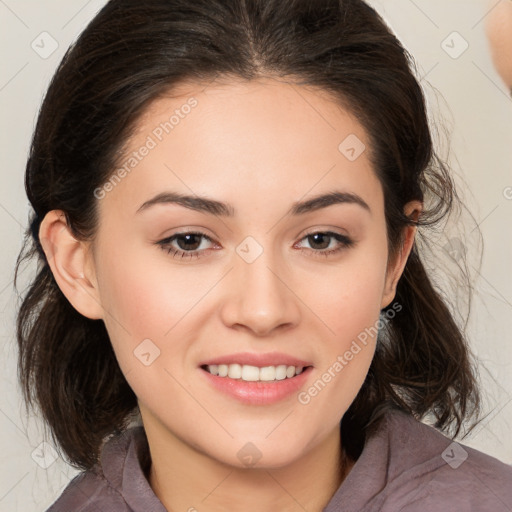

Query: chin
left=204, top=436, right=309, bottom=471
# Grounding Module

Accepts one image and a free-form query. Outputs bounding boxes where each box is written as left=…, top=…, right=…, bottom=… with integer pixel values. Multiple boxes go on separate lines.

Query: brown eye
left=157, top=232, right=215, bottom=259
left=296, top=231, right=355, bottom=257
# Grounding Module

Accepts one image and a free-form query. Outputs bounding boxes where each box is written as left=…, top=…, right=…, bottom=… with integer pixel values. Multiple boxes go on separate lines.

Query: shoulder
left=46, top=469, right=129, bottom=511
left=46, top=426, right=155, bottom=512
left=327, top=408, right=512, bottom=512
left=379, top=409, right=512, bottom=511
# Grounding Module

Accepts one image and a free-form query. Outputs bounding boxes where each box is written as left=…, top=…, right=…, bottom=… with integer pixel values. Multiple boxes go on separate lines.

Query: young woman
left=15, top=0, right=512, bottom=510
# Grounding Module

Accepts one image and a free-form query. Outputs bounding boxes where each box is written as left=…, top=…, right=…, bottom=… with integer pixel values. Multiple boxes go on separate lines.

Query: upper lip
left=199, top=352, right=313, bottom=368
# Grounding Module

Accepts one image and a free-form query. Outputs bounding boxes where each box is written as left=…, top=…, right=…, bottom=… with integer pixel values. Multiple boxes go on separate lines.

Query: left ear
left=381, top=200, right=422, bottom=309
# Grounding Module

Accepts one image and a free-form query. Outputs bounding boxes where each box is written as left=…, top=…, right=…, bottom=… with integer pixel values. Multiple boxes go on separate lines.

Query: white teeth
left=205, top=363, right=305, bottom=381
left=228, top=363, right=242, bottom=379
left=275, top=365, right=287, bottom=380
left=260, top=366, right=276, bottom=381
left=241, top=365, right=260, bottom=381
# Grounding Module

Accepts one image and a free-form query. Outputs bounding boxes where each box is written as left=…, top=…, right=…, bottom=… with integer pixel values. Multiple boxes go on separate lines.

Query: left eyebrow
left=136, top=190, right=371, bottom=216
left=290, top=191, right=371, bottom=215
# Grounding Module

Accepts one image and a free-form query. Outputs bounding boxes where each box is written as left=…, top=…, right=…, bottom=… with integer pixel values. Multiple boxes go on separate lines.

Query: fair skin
left=486, top=0, right=512, bottom=89
left=39, top=78, right=420, bottom=512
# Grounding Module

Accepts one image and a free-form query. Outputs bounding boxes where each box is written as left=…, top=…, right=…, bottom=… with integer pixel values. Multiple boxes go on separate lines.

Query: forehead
left=137, top=76, right=364, bottom=141
left=102, top=77, right=382, bottom=216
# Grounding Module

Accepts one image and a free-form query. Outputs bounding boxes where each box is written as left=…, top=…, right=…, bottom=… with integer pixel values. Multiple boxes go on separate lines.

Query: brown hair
left=15, top=0, right=480, bottom=469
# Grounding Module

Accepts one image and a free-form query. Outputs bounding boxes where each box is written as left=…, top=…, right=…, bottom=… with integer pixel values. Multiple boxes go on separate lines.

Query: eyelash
left=156, top=230, right=355, bottom=260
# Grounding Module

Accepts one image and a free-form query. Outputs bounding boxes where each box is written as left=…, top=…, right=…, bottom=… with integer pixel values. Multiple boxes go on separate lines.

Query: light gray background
left=1, top=0, right=511, bottom=510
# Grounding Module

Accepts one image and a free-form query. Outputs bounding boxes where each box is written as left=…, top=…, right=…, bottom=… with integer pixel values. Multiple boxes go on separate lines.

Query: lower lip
left=200, top=366, right=313, bottom=405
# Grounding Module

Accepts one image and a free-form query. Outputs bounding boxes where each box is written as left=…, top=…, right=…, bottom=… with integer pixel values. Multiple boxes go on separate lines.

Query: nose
left=219, top=246, right=301, bottom=337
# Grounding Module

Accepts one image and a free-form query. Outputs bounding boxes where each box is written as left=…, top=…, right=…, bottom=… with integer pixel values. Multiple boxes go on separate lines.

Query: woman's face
left=54, top=78, right=416, bottom=468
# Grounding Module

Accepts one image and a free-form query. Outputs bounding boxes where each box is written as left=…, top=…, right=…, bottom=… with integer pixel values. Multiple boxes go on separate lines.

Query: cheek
left=97, top=234, right=209, bottom=335
left=94, top=239, right=189, bottom=375
left=307, top=240, right=388, bottom=341
left=97, top=260, right=193, bottom=410
left=297, top=238, right=388, bottom=411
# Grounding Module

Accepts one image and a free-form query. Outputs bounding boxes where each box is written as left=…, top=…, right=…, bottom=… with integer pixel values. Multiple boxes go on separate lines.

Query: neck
left=145, top=421, right=354, bottom=512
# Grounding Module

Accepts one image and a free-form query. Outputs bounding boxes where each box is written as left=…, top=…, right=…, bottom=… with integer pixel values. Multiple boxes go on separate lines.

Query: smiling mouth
left=201, top=363, right=312, bottom=382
